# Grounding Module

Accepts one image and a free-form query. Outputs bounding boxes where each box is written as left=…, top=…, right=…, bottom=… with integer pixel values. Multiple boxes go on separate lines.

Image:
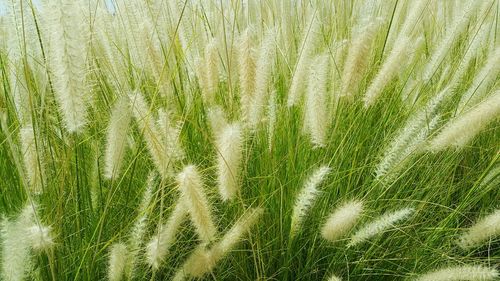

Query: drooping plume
left=177, top=165, right=217, bottom=243
left=321, top=200, right=363, bottom=242
left=448, top=22, right=491, bottom=91
left=173, top=207, right=263, bottom=280
left=6, top=0, right=44, bottom=124
left=415, top=265, right=499, bottom=281
left=429, top=90, right=500, bottom=151
left=375, top=87, right=449, bottom=181
left=125, top=172, right=155, bottom=278
left=129, top=91, right=171, bottom=178
left=457, top=47, right=500, bottom=112
left=112, top=0, right=163, bottom=79
left=211, top=207, right=264, bottom=260
left=396, top=0, right=428, bottom=41
left=363, top=36, right=412, bottom=107
left=290, top=166, right=331, bottom=236
left=172, top=245, right=213, bottom=281
left=458, top=209, right=500, bottom=249
left=422, top=1, right=485, bottom=83
left=146, top=200, right=188, bottom=270
left=348, top=207, right=414, bottom=247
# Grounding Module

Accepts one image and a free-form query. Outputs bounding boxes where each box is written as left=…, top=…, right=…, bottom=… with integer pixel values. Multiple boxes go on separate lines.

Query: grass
left=0, top=0, right=499, bottom=280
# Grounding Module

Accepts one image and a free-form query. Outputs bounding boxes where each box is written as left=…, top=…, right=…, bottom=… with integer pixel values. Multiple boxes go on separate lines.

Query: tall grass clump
left=0, top=0, right=499, bottom=280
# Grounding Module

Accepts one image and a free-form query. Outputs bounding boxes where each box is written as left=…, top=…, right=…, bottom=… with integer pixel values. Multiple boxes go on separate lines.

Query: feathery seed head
left=108, top=243, right=129, bottom=281
left=202, top=38, right=220, bottom=104
left=291, top=166, right=331, bottom=236
left=145, top=236, right=162, bottom=270
left=328, top=274, right=342, bottom=281
left=27, top=224, right=54, bottom=251
left=321, top=200, right=363, bottom=242
left=348, top=207, right=414, bottom=247
left=363, top=36, right=411, bottom=107
left=175, top=245, right=215, bottom=280
left=125, top=172, right=156, bottom=278
left=212, top=207, right=264, bottom=257
left=238, top=27, right=257, bottom=120
left=305, top=53, right=330, bottom=147
left=129, top=91, right=172, bottom=178
left=376, top=87, right=450, bottom=180
left=45, top=0, right=90, bottom=133
left=156, top=108, right=185, bottom=162
left=216, top=123, right=244, bottom=201
left=104, top=96, right=132, bottom=179
left=20, top=124, right=44, bottom=194
left=174, top=207, right=263, bottom=280
left=415, top=265, right=499, bottom=281
left=287, top=15, right=320, bottom=107
left=457, top=47, right=500, bottom=112
left=247, top=29, right=276, bottom=129
left=146, top=200, right=188, bottom=270
left=422, top=0, right=484, bottom=83
left=458, top=209, right=500, bottom=249
left=340, top=20, right=381, bottom=99
left=429, top=90, right=500, bottom=151
left=207, top=106, right=228, bottom=137
left=177, top=165, right=202, bottom=192
left=1, top=203, right=36, bottom=281
left=177, top=165, right=217, bottom=243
